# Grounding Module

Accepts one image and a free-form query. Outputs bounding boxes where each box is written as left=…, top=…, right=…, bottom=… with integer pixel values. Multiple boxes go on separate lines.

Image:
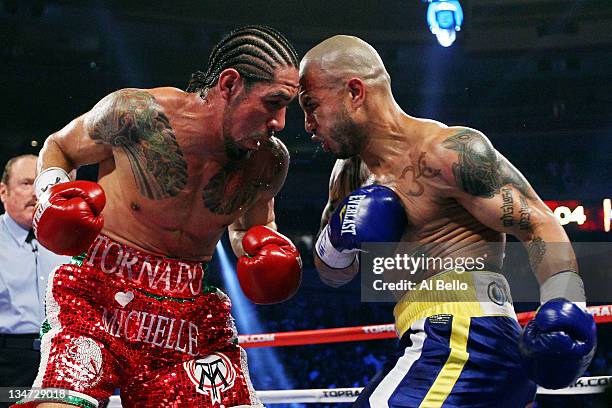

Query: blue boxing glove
left=519, top=298, right=597, bottom=389
left=315, top=184, right=408, bottom=269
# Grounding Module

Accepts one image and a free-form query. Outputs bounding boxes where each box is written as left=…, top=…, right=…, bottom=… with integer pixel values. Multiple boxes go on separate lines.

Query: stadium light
left=425, top=0, right=464, bottom=47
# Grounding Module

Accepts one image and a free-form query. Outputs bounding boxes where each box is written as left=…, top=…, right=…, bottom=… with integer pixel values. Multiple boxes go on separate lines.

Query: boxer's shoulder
left=252, top=136, right=289, bottom=168
left=107, top=86, right=182, bottom=99
left=437, top=127, right=497, bottom=173
left=418, top=126, right=494, bottom=180
left=89, top=87, right=159, bottom=111
left=145, top=87, right=192, bottom=109
left=245, top=136, right=290, bottom=193
left=439, top=126, right=491, bottom=147
left=85, top=87, right=176, bottom=141
left=420, top=125, right=489, bottom=156
left=89, top=86, right=184, bottom=114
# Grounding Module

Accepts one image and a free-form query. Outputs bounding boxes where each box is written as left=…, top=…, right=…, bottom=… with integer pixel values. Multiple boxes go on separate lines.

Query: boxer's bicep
left=47, top=89, right=154, bottom=171
left=39, top=114, right=112, bottom=174
left=441, top=128, right=575, bottom=281
left=264, top=137, right=290, bottom=197
left=455, top=184, right=551, bottom=239
left=440, top=128, right=547, bottom=235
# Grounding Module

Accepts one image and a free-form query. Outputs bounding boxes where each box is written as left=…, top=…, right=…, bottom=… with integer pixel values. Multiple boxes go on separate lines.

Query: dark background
left=1, top=1, right=611, bottom=406
left=2, top=0, right=612, bottom=237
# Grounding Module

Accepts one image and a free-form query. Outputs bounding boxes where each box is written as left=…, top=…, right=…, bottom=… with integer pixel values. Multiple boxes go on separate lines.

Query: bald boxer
left=300, top=35, right=595, bottom=407
left=17, top=26, right=302, bottom=408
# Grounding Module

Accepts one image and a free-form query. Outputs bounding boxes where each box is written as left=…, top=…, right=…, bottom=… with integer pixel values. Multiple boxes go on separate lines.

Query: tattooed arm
left=38, top=115, right=112, bottom=175
left=228, top=138, right=289, bottom=257
left=439, top=127, right=577, bottom=285
left=437, top=128, right=592, bottom=384
left=38, top=88, right=188, bottom=199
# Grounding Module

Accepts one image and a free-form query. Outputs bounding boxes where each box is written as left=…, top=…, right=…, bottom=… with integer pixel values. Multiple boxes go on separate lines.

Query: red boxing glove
left=237, top=226, right=302, bottom=304
left=33, top=181, right=106, bottom=256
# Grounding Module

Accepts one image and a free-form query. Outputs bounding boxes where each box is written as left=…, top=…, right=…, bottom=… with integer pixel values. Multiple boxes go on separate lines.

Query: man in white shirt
left=0, top=154, right=70, bottom=404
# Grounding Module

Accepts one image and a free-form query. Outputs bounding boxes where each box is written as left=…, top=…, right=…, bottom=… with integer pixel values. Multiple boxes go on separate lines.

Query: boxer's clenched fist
left=237, top=226, right=302, bottom=304
left=520, top=299, right=596, bottom=389
left=315, top=184, right=407, bottom=270
left=34, top=176, right=106, bottom=256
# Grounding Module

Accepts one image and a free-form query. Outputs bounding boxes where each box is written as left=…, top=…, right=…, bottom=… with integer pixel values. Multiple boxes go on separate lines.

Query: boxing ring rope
left=107, top=376, right=612, bottom=407
left=106, top=304, right=612, bottom=406
left=251, top=377, right=612, bottom=401
left=236, top=305, right=612, bottom=348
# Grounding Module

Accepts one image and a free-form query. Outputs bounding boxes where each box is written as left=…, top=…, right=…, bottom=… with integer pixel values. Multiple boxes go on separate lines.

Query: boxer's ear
left=347, top=78, right=365, bottom=108
left=218, top=68, right=242, bottom=101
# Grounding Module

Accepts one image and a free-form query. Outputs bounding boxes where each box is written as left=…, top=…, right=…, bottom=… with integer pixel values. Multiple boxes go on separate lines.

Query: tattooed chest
left=397, top=152, right=442, bottom=197
left=201, top=168, right=268, bottom=215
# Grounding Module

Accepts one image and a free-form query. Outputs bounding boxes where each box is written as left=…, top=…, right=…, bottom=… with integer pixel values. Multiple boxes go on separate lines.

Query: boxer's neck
left=186, top=90, right=237, bottom=164
left=358, top=101, right=417, bottom=172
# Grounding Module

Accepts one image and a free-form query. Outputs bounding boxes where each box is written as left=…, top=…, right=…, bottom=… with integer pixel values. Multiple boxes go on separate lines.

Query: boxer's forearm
left=517, top=212, right=578, bottom=285
left=229, top=229, right=247, bottom=258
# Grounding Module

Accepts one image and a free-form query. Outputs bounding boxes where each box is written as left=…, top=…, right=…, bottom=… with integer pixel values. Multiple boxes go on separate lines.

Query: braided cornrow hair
left=186, top=25, right=298, bottom=96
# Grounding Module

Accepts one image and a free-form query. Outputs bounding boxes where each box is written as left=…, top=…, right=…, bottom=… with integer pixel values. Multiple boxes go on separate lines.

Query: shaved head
left=300, top=35, right=390, bottom=88
left=299, top=36, right=395, bottom=160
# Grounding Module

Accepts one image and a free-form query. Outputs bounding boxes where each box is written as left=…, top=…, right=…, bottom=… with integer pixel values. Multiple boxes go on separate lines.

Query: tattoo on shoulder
left=88, top=89, right=188, bottom=199
left=442, top=129, right=534, bottom=199
left=202, top=139, right=287, bottom=214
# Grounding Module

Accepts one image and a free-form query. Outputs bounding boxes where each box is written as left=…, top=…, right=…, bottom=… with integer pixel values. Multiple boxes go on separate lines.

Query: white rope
left=257, top=388, right=362, bottom=403
left=537, top=376, right=612, bottom=395
left=105, top=375, right=612, bottom=406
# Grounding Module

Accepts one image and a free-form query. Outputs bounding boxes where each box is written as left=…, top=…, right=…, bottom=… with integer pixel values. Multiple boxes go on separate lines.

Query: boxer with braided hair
left=18, top=25, right=301, bottom=408
left=187, top=25, right=298, bottom=95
